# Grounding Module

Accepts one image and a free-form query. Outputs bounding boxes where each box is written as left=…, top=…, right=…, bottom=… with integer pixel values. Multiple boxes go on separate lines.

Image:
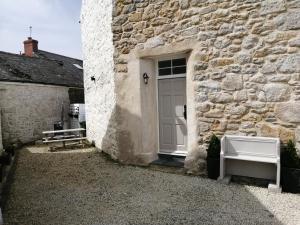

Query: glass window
left=172, top=66, right=186, bottom=74
left=158, top=60, right=171, bottom=68
left=158, top=58, right=186, bottom=76
left=172, top=58, right=186, bottom=67
left=159, top=68, right=172, bottom=76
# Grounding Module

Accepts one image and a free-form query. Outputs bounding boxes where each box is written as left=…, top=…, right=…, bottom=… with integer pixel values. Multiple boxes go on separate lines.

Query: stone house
left=81, top=0, right=300, bottom=174
left=0, top=37, right=84, bottom=147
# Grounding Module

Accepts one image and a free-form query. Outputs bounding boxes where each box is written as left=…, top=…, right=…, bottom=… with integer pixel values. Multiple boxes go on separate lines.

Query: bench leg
left=63, top=141, right=66, bottom=148
left=219, top=156, right=225, bottom=179
left=276, top=161, right=281, bottom=188
left=268, top=161, right=282, bottom=193
left=218, top=156, right=231, bottom=184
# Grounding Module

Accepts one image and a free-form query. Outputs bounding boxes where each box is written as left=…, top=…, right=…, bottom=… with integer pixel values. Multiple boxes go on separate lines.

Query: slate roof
left=0, top=50, right=83, bottom=88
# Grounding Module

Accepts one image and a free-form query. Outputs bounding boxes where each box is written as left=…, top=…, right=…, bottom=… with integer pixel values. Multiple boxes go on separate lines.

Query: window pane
left=172, top=58, right=186, bottom=67
left=158, top=60, right=171, bottom=68
left=172, top=66, right=186, bottom=74
left=159, top=68, right=172, bottom=76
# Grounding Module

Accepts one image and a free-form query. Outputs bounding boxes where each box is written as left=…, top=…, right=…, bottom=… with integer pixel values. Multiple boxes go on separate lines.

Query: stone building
left=0, top=37, right=84, bottom=147
left=81, top=0, right=300, bottom=174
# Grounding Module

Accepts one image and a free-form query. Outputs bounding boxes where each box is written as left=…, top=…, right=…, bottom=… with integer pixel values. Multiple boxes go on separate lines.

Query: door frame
left=155, top=54, right=187, bottom=156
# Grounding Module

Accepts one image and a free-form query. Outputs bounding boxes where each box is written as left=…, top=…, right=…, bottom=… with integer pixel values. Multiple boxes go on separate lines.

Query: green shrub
left=207, top=134, right=221, bottom=159
left=281, top=140, right=300, bottom=169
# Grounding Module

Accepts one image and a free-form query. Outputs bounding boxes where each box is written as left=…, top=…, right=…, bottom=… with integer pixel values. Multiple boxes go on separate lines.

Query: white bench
left=219, top=135, right=281, bottom=192
left=42, top=128, right=86, bottom=147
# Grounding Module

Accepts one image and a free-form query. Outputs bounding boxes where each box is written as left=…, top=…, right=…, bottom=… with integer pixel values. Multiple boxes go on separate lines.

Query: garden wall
left=0, top=82, right=70, bottom=146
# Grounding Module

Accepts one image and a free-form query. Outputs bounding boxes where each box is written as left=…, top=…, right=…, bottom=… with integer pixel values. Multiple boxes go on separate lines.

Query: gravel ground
left=3, top=145, right=300, bottom=225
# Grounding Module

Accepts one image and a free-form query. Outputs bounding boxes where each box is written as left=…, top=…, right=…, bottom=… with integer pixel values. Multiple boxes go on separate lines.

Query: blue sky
left=0, top=0, right=82, bottom=59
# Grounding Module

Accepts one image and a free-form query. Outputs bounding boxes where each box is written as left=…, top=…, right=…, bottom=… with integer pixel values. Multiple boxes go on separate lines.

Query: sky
left=0, top=0, right=82, bottom=59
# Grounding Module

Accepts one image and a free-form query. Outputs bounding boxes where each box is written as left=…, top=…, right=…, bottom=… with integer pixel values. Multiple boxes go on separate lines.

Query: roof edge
left=0, top=79, right=84, bottom=89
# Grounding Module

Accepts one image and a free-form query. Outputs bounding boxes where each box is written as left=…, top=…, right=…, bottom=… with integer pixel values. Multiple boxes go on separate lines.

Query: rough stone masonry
left=81, top=0, right=300, bottom=174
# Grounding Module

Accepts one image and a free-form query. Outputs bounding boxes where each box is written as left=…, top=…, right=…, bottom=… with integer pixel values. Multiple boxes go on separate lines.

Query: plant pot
left=207, top=157, right=220, bottom=180
left=281, top=167, right=300, bottom=193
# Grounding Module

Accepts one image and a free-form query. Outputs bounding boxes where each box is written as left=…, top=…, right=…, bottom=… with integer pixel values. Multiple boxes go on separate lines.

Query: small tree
left=281, top=140, right=300, bottom=169
left=207, top=134, right=221, bottom=159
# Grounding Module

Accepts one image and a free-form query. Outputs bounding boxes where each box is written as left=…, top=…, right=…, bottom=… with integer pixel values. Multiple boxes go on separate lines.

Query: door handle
left=183, top=105, right=187, bottom=120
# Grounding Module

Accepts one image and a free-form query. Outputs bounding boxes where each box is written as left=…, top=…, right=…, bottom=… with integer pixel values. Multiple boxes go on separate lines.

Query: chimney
left=23, top=37, right=38, bottom=57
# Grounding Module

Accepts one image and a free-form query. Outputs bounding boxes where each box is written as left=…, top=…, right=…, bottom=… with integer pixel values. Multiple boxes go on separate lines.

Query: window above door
left=158, top=58, right=186, bottom=76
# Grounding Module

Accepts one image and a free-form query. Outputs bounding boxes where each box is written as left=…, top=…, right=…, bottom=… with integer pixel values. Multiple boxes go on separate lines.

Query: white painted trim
left=156, top=55, right=187, bottom=79
left=155, top=55, right=188, bottom=156
left=157, top=74, right=186, bottom=80
left=158, top=151, right=187, bottom=157
left=223, top=135, right=281, bottom=142
left=43, top=128, right=85, bottom=134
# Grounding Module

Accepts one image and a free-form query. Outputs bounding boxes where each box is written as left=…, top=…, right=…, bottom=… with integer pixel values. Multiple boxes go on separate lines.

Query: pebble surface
left=3, top=145, right=300, bottom=225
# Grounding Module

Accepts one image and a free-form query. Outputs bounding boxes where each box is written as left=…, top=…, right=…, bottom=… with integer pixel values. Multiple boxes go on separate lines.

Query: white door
left=158, top=78, right=187, bottom=154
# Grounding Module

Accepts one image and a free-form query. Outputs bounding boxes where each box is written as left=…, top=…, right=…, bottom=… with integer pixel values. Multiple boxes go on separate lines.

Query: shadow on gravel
left=1, top=144, right=292, bottom=225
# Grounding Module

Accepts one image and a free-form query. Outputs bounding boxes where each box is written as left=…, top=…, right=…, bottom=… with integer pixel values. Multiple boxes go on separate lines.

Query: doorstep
left=151, top=154, right=185, bottom=167
left=149, top=154, right=186, bottom=174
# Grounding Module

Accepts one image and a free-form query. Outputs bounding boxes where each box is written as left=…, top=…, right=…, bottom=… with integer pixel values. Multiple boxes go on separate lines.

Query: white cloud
left=0, top=0, right=82, bottom=59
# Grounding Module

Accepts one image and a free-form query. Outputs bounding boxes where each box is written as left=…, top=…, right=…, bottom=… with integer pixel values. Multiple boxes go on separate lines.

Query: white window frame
left=156, top=55, right=187, bottom=80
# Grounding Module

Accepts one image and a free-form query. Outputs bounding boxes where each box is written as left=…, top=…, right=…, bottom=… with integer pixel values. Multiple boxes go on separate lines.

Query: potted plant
left=281, top=140, right=300, bottom=193
left=206, top=134, right=221, bottom=179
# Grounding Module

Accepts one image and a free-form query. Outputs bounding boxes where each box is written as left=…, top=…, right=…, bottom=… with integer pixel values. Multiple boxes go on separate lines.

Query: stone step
left=151, top=154, right=185, bottom=167
left=149, top=155, right=186, bottom=175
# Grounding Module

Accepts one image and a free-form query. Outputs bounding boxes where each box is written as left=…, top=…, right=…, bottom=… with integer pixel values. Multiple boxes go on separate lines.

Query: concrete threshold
left=149, top=154, right=186, bottom=175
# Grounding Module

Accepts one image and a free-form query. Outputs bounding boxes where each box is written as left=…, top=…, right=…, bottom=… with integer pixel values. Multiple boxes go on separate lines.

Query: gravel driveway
left=3, top=145, right=300, bottom=225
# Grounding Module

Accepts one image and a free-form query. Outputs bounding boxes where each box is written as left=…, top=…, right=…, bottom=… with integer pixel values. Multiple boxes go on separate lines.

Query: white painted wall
left=140, top=59, right=158, bottom=161
left=0, top=82, right=70, bottom=146
left=81, top=0, right=117, bottom=157
left=226, top=160, right=276, bottom=180
left=0, top=109, right=3, bottom=150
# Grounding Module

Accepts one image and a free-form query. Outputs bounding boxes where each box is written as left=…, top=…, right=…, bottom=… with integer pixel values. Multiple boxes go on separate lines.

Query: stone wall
left=0, top=82, right=70, bottom=146
left=82, top=0, right=300, bottom=173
